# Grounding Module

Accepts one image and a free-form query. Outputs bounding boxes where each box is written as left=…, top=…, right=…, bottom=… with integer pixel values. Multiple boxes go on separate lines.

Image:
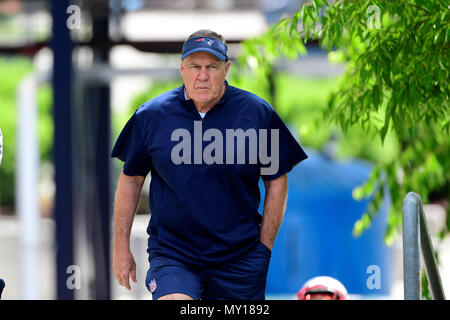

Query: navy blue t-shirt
left=111, top=81, right=308, bottom=266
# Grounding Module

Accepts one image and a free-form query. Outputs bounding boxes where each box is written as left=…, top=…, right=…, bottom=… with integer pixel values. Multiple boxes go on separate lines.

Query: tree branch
left=407, top=2, right=431, bottom=15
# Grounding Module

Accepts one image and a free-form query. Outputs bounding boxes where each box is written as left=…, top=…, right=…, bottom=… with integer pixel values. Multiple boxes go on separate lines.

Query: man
left=112, top=29, right=308, bottom=300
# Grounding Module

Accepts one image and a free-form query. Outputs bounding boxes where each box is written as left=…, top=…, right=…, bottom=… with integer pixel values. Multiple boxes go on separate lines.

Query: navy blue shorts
left=145, top=241, right=272, bottom=300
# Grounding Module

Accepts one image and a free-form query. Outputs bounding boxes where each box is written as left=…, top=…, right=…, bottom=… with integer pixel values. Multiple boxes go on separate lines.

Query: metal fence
left=402, top=191, right=446, bottom=300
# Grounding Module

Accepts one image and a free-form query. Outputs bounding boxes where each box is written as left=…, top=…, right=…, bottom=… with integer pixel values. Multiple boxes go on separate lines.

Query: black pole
left=90, top=4, right=112, bottom=299
left=84, top=77, right=112, bottom=300
left=51, top=0, right=74, bottom=300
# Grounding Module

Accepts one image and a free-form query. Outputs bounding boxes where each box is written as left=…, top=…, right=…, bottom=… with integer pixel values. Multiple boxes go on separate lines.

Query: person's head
left=296, top=276, right=348, bottom=300
left=180, top=29, right=231, bottom=107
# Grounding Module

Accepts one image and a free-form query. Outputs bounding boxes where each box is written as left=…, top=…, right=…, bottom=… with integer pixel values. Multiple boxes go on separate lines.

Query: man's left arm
left=260, top=174, right=288, bottom=251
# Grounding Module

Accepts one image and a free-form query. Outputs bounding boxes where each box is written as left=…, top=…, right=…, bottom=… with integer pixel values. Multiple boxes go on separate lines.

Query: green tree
left=236, top=0, right=449, bottom=296
left=0, top=57, right=53, bottom=207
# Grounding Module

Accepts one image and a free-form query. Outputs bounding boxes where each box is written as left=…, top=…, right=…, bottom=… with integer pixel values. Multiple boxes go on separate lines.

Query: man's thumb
left=130, top=267, right=137, bottom=283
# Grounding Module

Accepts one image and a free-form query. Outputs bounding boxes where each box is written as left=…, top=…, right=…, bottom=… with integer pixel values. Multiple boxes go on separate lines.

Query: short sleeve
left=260, top=108, right=308, bottom=181
left=111, top=112, right=153, bottom=176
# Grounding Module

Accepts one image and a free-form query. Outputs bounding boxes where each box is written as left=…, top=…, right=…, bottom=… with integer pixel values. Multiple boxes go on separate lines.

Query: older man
left=112, top=29, right=307, bottom=300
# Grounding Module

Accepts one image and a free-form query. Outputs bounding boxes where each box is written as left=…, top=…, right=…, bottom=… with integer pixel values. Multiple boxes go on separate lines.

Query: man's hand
left=260, top=174, right=288, bottom=250
left=113, top=247, right=137, bottom=290
left=112, top=172, right=145, bottom=290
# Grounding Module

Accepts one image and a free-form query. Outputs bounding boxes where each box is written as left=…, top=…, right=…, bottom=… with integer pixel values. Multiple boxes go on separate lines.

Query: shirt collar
left=184, top=88, right=190, bottom=101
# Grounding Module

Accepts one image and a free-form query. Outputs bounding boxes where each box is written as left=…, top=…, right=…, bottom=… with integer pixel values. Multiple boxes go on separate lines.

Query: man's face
left=180, top=51, right=231, bottom=106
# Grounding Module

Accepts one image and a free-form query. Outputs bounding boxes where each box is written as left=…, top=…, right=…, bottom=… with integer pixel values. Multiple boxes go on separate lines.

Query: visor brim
left=181, top=48, right=227, bottom=61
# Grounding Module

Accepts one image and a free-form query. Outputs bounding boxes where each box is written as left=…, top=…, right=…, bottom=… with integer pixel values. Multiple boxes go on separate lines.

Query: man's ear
left=180, top=60, right=184, bottom=72
left=225, top=60, right=231, bottom=74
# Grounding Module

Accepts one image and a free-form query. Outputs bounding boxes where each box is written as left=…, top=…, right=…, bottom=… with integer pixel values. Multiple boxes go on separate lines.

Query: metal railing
left=402, top=191, right=446, bottom=300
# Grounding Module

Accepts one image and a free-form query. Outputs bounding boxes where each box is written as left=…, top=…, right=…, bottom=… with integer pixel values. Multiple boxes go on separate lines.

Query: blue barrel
left=260, top=148, right=392, bottom=296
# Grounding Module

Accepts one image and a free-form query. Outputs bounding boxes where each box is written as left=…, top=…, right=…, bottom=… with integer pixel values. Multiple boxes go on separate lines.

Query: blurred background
left=0, top=0, right=448, bottom=300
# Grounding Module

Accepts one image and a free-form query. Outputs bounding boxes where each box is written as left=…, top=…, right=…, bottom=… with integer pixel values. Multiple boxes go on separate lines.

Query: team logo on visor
left=193, top=38, right=215, bottom=47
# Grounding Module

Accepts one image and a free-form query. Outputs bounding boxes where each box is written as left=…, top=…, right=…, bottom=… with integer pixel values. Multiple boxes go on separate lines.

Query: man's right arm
left=112, top=171, right=146, bottom=290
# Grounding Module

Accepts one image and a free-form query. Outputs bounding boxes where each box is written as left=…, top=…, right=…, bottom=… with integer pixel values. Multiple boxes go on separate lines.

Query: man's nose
left=197, top=67, right=209, bottom=81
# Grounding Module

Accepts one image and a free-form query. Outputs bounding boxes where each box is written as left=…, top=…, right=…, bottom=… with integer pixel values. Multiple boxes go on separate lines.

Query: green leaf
left=290, top=14, right=299, bottom=34
left=380, top=115, right=390, bottom=145
left=372, top=84, right=381, bottom=110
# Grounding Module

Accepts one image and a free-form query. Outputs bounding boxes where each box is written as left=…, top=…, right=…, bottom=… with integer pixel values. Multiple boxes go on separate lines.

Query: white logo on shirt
left=170, top=121, right=280, bottom=175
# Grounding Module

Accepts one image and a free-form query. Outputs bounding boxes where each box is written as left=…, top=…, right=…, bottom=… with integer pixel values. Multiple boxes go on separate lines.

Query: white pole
left=16, top=75, right=40, bottom=300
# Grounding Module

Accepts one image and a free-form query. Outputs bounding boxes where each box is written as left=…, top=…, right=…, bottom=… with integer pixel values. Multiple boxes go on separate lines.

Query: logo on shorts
left=149, top=278, right=157, bottom=293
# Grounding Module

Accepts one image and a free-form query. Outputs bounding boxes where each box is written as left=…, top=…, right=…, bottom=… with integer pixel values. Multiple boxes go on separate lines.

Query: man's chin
left=192, top=94, right=214, bottom=103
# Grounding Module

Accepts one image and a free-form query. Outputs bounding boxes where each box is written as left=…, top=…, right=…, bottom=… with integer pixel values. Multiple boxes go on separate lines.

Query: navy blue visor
left=181, top=36, right=228, bottom=61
